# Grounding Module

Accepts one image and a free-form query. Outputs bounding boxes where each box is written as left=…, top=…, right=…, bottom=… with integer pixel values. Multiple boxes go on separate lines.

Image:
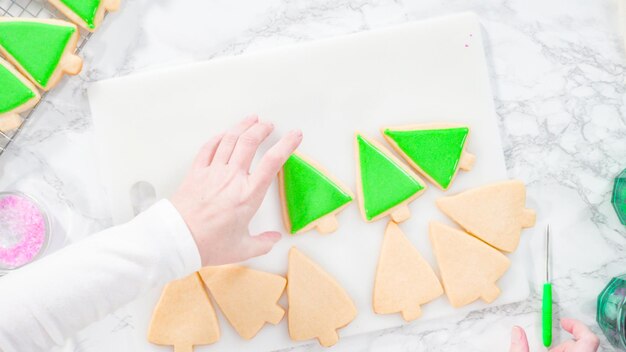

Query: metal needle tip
left=545, top=225, right=550, bottom=283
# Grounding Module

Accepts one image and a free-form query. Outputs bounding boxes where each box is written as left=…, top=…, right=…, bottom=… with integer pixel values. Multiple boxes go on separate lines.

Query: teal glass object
left=597, top=274, right=626, bottom=349
left=612, top=169, right=626, bottom=225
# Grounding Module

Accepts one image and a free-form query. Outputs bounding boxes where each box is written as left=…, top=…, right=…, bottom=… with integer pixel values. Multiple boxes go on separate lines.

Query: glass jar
left=0, top=191, right=50, bottom=275
left=597, top=274, right=626, bottom=349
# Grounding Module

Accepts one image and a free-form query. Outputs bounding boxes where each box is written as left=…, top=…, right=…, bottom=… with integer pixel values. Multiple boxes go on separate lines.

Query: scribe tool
left=542, top=225, right=553, bottom=347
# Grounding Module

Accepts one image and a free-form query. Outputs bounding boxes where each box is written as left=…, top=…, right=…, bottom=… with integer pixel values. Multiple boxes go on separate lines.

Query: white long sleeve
left=0, top=199, right=201, bottom=352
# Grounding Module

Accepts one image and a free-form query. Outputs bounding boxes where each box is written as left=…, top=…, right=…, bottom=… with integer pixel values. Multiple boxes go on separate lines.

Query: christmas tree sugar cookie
left=198, top=265, right=286, bottom=340
left=278, top=152, right=353, bottom=234
left=429, top=221, right=510, bottom=308
left=0, top=18, right=82, bottom=91
left=0, top=57, right=39, bottom=131
left=373, top=221, right=443, bottom=321
left=355, top=133, right=426, bottom=223
left=382, top=124, right=475, bottom=190
left=0, top=114, right=22, bottom=132
left=436, top=180, right=536, bottom=252
left=148, top=272, right=220, bottom=352
left=48, top=0, right=121, bottom=32
left=287, top=247, right=357, bottom=347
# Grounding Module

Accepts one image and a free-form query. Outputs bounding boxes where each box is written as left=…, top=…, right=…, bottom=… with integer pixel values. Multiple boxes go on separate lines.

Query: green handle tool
left=542, top=225, right=553, bottom=347
left=543, top=282, right=552, bottom=346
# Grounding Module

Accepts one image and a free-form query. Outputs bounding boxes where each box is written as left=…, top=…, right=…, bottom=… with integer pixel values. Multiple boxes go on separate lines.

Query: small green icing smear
left=384, top=127, right=469, bottom=190
left=357, top=135, right=424, bottom=220
left=0, top=21, right=75, bottom=87
left=60, top=0, right=101, bottom=29
left=283, top=154, right=353, bottom=233
left=0, top=64, right=36, bottom=114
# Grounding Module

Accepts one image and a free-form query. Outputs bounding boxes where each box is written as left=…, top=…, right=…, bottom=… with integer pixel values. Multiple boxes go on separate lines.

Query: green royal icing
left=0, top=64, right=36, bottom=114
left=0, top=21, right=75, bottom=87
left=60, top=0, right=101, bottom=29
left=357, top=135, right=424, bottom=220
left=384, top=127, right=469, bottom=190
left=283, top=154, right=353, bottom=233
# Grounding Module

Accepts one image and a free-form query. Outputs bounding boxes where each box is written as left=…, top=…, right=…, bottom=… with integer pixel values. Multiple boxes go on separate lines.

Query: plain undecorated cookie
left=0, top=18, right=82, bottom=90
left=373, top=221, right=443, bottom=321
left=436, top=180, right=536, bottom=252
left=148, top=272, right=220, bottom=352
left=355, top=133, right=427, bottom=223
left=381, top=123, right=475, bottom=191
left=287, top=247, right=357, bottom=347
left=198, top=265, right=286, bottom=340
left=429, top=221, right=510, bottom=308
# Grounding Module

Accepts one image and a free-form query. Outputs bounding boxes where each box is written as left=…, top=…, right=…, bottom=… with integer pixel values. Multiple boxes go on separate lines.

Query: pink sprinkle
left=465, top=44, right=469, bottom=47
left=470, top=33, right=473, bottom=37
left=0, top=195, right=47, bottom=269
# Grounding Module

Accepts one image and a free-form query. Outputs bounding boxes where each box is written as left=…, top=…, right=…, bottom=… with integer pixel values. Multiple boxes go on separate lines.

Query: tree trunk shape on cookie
left=198, top=265, right=286, bottom=340
left=279, top=152, right=353, bottom=234
left=148, top=272, right=220, bottom=351
left=373, top=221, right=443, bottom=321
left=382, top=124, right=475, bottom=190
left=436, top=180, right=536, bottom=252
left=0, top=114, right=23, bottom=132
left=48, top=0, right=121, bottom=32
left=287, top=247, right=357, bottom=347
left=0, top=19, right=82, bottom=90
left=0, top=57, right=39, bottom=130
left=355, top=133, right=426, bottom=223
left=429, top=221, right=510, bottom=308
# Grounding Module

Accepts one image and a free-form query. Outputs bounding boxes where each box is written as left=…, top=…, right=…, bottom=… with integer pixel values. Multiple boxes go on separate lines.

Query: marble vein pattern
left=1, top=0, right=622, bottom=351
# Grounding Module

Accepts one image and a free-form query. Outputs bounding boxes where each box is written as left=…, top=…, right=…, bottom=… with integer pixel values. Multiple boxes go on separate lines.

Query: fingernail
left=292, top=129, right=303, bottom=138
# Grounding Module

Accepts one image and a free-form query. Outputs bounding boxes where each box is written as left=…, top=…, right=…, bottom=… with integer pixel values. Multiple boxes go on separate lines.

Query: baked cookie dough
left=0, top=18, right=82, bottom=90
left=148, top=272, right=220, bottom=352
left=48, top=0, right=121, bottom=32
left=436, top=180, right=536, bottom=252
left=373, top=221, right=443, bottom=321
left=429, top=221, right=510, bottom=308
left=355, top=133, right=426, bottom=223
left=0, top=57, right=39, bottom=131
left=382, top=123, right=475, bottom=190
left=199, top=265, right=286, bottom=340
left=287, top=247, right=357, bottom=347
left=279, top=152, right=353, bottom=234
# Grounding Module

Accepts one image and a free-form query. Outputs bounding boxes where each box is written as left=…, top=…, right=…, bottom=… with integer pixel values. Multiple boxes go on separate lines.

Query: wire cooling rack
left=0, top=0, right=93, bottom=154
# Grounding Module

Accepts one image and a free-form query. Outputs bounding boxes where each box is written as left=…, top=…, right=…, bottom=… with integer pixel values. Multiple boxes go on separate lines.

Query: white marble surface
left=1, top=0, right=624, bottom=351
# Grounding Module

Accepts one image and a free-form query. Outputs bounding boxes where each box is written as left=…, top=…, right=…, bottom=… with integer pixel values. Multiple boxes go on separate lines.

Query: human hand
left=171, top=115, right=302, bottom=266
left=509, top=318, right=599, bottom=352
